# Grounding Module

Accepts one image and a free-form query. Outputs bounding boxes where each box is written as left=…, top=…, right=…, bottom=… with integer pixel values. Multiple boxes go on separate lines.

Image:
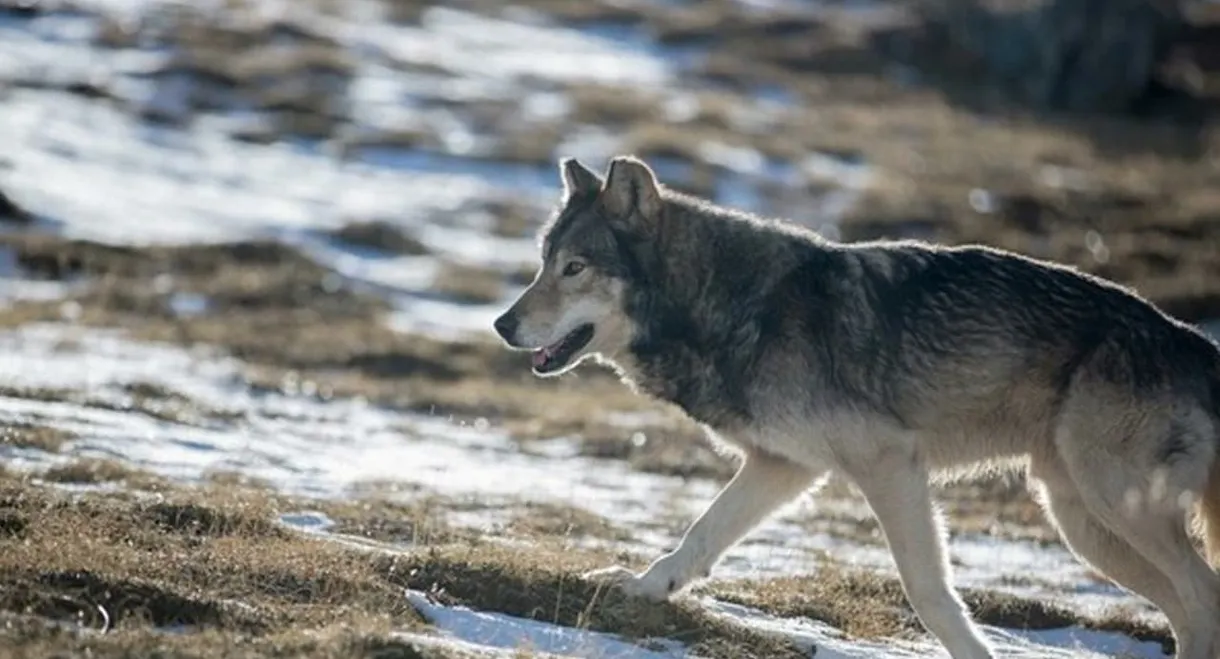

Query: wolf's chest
left=706, top=407, right=877, bottom=472
left=627, top=359, right=753, bottom=429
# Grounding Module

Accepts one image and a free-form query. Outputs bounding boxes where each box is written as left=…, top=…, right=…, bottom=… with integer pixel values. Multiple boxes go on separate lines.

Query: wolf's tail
left=1199, top=454, right=1220, bottom=569
left=1199, top=363, right=1220, bottom=569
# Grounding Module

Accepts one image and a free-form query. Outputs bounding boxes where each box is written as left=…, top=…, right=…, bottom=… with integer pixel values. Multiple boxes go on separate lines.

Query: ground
left=0, top=0, right=1217, bottom=657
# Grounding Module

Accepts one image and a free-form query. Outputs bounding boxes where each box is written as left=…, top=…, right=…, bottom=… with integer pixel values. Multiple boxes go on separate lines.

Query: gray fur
left=494, top=155, right=1220, bottom=659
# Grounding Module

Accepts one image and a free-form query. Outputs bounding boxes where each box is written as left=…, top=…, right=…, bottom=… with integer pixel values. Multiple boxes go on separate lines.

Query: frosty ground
left=1, top=0, right=1218, bottom=657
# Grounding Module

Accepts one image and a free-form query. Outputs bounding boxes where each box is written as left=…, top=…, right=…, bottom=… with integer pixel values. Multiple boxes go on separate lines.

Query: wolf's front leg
left=585, top=449, right=821, bottom=601
left=844, top=447, right=994, bottom=659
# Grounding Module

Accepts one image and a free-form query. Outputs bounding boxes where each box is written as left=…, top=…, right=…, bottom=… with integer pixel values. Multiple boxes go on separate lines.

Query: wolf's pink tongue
left=531, top=349, right=549, bottom=368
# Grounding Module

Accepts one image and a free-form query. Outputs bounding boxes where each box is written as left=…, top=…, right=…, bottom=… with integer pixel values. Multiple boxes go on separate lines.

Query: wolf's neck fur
left=620, top=192, right=837, bottom=427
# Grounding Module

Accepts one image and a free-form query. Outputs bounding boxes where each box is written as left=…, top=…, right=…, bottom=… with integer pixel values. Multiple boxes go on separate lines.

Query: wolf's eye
left=562, top=261, right=586, bottom=277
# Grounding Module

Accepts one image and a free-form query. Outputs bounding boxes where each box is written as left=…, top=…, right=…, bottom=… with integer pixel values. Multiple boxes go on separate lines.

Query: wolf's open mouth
left=532, top=324, right=594, bottom=374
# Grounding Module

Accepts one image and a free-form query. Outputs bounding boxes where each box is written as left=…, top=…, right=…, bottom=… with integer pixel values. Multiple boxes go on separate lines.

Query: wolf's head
left=492, top=155, right=664, bottom=377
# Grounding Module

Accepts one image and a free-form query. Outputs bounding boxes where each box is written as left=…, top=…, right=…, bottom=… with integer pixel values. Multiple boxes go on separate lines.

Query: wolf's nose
left=493, top=313, right=518, bottom=341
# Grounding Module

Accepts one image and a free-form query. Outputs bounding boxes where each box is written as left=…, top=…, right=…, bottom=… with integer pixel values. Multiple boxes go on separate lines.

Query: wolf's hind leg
left=1029, top=453, right=1189, bottom=649
left=1054, top=407, right=1220, bottom=659
left=845, top=447, right=994, bottom=659
left=1067, top=468, right=1220, bottom=659
left=584, top=448, right=820, bottom=600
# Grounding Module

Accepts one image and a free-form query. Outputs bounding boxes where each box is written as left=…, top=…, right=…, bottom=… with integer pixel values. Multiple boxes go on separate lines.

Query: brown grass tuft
left=429, top=261, right=506, bottom=305
left=504, top=501, right=634, bottom=542
left=329, top=221, right=430, bottom=256
left=42, top=459, right=167, bottom=489
left=1, top=423, right=75, bottom=453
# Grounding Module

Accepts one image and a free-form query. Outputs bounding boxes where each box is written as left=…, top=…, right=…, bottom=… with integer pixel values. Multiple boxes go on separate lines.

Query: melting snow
left=404, top=590, right=687, bottom=659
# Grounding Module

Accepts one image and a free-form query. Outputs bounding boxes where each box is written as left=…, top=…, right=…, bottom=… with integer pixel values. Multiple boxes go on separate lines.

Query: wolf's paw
left=581, top=565, right=674, bottom=602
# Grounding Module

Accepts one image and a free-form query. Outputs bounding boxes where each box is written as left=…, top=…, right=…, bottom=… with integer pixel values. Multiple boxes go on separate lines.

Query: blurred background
left=0, top=0, right=1218, bottom=656
left=4, top=0, right=1218, bottom=475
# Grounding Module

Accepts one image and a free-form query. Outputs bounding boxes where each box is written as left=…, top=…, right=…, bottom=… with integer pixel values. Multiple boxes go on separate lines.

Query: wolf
left=491, top=155, right=1220, bottom=659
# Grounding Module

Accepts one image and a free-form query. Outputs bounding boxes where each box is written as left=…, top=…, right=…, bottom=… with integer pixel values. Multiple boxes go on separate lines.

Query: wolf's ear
left=600, top=156, right=662, bottom=223
left=559, top=158, right=602, bottom=199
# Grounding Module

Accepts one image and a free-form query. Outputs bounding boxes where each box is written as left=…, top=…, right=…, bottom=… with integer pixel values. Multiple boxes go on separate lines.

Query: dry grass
left=0, top=467, right=532, bottom=657
left=329, top=221, right=431, bottom=256
left=0, top=620, right=444, bottom=659
left=486, top=201, right=543, bottom=240
left=0, top=469, right=816, bottom=658
left=503, top=501, right=634, bottom=542
left=0, top=423, right=75, bottom=453
left=41, top=458, right=171, bottom=489
left=430, top=261, right=506, bottom=305
left=325, top=495, right=467, bottom=547
left=0, top=473, right=423, bottom=654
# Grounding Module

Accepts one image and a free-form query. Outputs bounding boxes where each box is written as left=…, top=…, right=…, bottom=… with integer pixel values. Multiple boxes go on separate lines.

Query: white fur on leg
left=583, top=450, right=820, bottom=600
left=849, top=450, right=994, bottom=659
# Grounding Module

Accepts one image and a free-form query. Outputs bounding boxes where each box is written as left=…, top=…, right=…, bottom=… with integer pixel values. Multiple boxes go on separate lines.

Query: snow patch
left=405, top=590, right=687, bottom=659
